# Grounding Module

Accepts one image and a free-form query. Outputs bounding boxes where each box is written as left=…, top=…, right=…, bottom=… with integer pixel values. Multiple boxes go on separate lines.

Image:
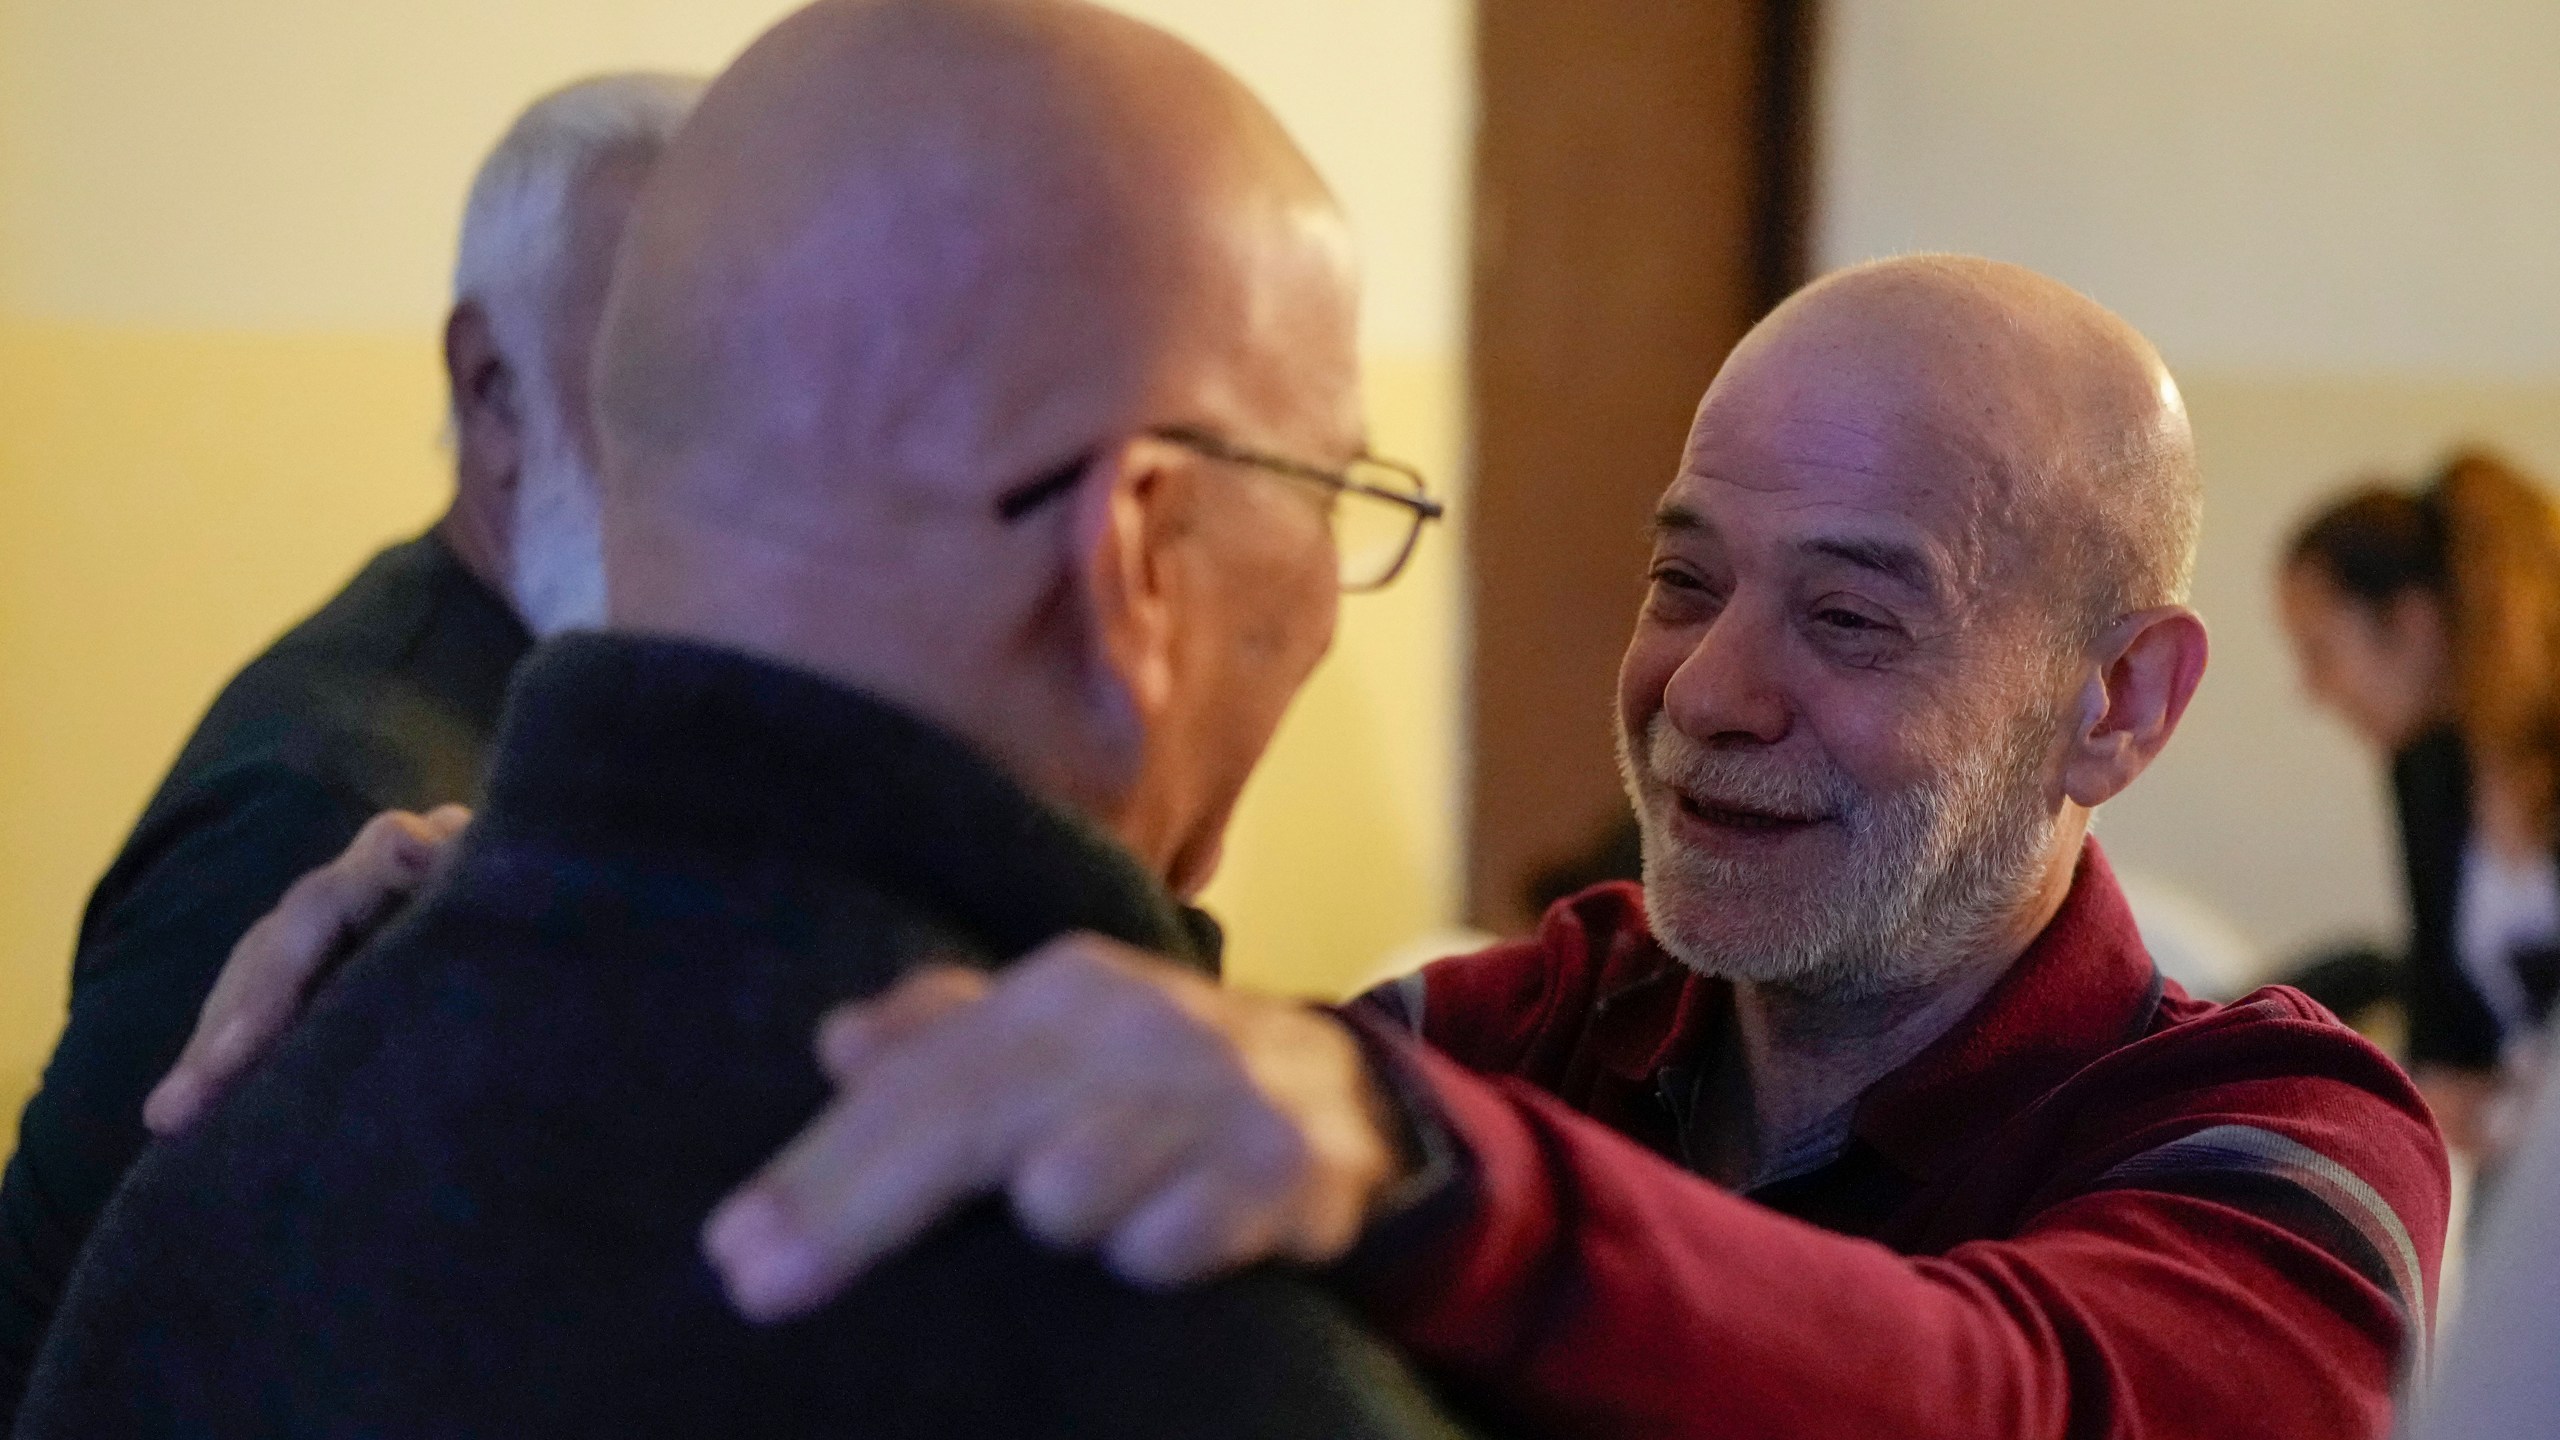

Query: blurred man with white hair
left=0, top=70, right=700, bottom=1423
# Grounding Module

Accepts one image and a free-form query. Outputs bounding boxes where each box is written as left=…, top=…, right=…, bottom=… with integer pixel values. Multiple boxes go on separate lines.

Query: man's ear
left=445, top=303, right=522, bottom=503
left=2060, top=605, right=2210, bottom=809
left=1065, top=440, right=1185, bottom=731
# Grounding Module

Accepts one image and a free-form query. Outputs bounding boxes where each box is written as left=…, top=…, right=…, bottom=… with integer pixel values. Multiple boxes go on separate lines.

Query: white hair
left=452, top=72, right=703, bottom=636
left=454, top=71, right=703, bottom=374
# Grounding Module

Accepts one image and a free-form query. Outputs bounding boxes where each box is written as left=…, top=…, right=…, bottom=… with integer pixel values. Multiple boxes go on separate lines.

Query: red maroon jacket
left=1343, top=843, right=2447, bottom=1440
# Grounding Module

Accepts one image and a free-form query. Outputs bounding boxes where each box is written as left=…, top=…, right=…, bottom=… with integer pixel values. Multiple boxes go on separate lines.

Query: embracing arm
left=137, top=804, right=467, bottom=1133
left=198, top=831, right=2434, bottom=1440
left=1338, top=1024, right=2441, bottom=1440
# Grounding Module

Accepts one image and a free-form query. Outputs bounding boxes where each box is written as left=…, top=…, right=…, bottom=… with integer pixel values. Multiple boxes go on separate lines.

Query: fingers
left=1009, top=1101, right=1200, bottom=1249
left=1103, top=1165, right=1288, bottom=1289
left=709, top=964, right=1028, bottom=1320
left=814, top=965, right=988, bottom=1085
left=417, top=803, right=473, bottom=854
left=706, top=945, right=1157, bottom=1322
left=706, top=1010, right=1032, bottom=1321
left=143, top=807, right=469, bottom=1136
left=703, top=934, right=1411, bottom=1322
left=1098, top=1106, right=1367, bottom=1287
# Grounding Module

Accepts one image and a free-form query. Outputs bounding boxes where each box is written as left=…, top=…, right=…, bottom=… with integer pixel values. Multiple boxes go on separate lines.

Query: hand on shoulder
left=702, top=933, right=1419, bottom=1320
left=143, top=805, right=471, bottom=1134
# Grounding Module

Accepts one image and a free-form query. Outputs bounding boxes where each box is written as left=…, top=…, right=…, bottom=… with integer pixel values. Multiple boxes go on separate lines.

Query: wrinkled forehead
left=1669, top=367, right=2027, bottom=599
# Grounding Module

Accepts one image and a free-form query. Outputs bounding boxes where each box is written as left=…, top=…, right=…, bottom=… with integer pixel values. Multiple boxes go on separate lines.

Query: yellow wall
left=0, top=1, right=1474, bottom=1139
left=1208, top=355, right=1466, bottom=1001
left=0, top=326, right=454, bottom=1109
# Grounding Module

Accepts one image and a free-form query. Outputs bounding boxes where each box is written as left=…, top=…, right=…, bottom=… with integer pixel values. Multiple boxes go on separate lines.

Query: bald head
left=1707, top=254, right=2199, bottom=636
left=1623, top=255, right=2210, bottom=1001
left=585, top=0, right=1368, bottom=893
left=596, top=0, right=1357, bottom=541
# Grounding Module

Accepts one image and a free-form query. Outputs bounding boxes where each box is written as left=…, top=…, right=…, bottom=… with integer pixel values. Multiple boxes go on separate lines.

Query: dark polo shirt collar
left=475, top=632, right=1220, bottom=974
left=1590, top=840, right=2162, bottom=1186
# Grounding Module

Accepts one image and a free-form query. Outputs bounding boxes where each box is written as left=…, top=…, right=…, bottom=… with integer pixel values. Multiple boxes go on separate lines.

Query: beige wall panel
left=1822, top=0, right=2560, bottom=377
left=2099, top=378, right=2560, bottom=970
left=0, top=324, right=451, bottom=1114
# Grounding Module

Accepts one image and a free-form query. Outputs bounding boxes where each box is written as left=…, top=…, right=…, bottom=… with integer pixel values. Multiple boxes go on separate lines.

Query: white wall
left=1821, top=0, right=2560, bottom=967
left=1822, top=0, right=2560, bottom=378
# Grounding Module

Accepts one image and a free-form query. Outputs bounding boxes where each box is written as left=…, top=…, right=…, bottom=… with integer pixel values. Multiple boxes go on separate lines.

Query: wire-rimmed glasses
left=996, top=425, right=1445, bottom=592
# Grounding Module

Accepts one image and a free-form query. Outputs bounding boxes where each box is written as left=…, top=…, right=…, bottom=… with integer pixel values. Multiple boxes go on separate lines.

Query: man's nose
left=1661, top=605, right=1792, bottom=747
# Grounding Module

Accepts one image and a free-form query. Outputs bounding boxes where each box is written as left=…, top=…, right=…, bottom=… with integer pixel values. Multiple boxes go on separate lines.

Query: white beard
left=1616, top=702, right=2062, bottom=1003
left=505, top=398, right=609, bottom=638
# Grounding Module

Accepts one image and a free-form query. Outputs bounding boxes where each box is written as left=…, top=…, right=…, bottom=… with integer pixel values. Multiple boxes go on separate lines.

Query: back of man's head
left=449, top=71, right=704, bottom=635
left=593, top=0, right=1366, bottom=891
left=456, top=73, right=704, bottom=390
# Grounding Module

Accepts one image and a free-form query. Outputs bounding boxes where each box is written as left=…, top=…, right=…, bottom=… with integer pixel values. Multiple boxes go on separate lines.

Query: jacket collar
left=475, top=632, right=1219, bottom=973
left=1596, top=840, right=2162, bottom=1182
left=398, top=530, right=534, bottom=718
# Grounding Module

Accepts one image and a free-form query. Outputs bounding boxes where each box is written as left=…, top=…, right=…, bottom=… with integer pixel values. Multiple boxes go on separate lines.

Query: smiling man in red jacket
left=161, top=254, right=2446, bottom=1438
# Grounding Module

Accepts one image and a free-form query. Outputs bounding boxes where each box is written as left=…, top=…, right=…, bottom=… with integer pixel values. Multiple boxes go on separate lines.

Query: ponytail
left=2434, top=451, right=2560, bottom=840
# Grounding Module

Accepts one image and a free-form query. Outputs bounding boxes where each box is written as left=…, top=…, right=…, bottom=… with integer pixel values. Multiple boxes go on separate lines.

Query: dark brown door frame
left=1465, top=0, right=1820, bottom=932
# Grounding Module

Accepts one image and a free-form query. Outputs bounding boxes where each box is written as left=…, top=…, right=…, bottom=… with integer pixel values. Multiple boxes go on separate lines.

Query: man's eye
left=1807, top=603, right=1908, bottom=665
left=1644, top=566, right=1721, bottom=621
left=1815, top=607, right=1883, bottom=631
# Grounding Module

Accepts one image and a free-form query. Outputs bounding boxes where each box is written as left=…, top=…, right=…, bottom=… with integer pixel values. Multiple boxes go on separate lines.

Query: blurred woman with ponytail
left=2281, top=449, right=2560, bottom=1165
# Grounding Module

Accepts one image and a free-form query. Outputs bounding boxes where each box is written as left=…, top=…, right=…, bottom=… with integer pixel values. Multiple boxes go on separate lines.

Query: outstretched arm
left=1332, top=1028, right=2433, bottom=1440
left=704, top=937, right=2442, bottom=1440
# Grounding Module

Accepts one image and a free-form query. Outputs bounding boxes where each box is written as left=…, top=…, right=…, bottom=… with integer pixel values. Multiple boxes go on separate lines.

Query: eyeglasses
left=995, top=425, right=1445, bottom=592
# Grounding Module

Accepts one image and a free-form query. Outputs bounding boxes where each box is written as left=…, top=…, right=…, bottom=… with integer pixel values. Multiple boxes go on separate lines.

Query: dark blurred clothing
left=20, top=635, right=1465, bottom=1439
left=1345, top=845, right=2448, bottom=1440
left=1521, top=815, right=1642, bottom=919
left=0, top=533, right=526, bottom=1425
left=2281, top=943, right=2408, bottom=1035
left=2392, top=725, right=2560, bottom=1072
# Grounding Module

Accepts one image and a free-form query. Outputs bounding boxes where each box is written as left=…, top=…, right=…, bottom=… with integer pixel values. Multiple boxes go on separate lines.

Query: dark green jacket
left=0, top=534, right=527, bottom=1423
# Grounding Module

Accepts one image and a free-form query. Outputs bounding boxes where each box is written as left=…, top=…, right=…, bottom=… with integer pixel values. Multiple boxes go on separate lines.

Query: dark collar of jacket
left=472, top=632, right=1221, bottom=973
left=1575, top=838, right=2162, bottom=1185
left=390, top=530, right=535, bottom=722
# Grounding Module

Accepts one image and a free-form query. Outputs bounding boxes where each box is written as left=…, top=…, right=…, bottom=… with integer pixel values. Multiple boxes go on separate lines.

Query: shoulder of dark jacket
left=138, top=536, right=525, bottom=828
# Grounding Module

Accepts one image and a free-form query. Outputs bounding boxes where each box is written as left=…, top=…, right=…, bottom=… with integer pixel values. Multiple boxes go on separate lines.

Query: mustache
left=1638, top=716, right=1863, bottom=821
